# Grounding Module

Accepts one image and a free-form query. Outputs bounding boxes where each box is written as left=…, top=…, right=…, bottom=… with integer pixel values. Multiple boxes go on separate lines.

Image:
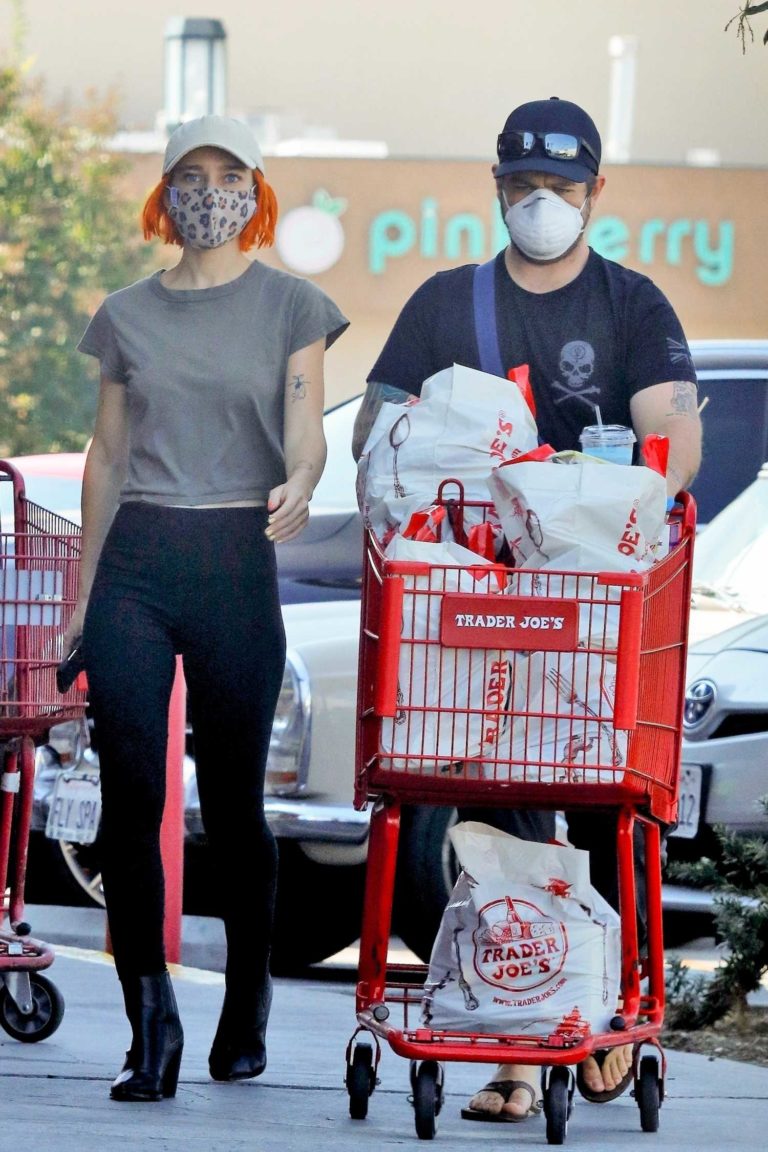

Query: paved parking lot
left=1, top=909, right=767, bottom=1152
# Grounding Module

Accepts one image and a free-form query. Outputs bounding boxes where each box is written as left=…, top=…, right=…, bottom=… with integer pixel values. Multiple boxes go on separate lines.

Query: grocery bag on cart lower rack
left=421, top=822, right=621, bottom=1037
left=379, top=537, right=510, bottom=773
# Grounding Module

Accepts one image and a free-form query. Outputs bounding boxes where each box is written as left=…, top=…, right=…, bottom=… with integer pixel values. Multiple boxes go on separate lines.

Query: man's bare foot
left=465, top=1063, right=542, bottom=1119
left=580, top=1044, right=634, bottom=1095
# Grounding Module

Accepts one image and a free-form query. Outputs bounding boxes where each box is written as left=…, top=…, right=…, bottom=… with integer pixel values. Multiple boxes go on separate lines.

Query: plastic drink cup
left=579, top=424, right=636, bottom=465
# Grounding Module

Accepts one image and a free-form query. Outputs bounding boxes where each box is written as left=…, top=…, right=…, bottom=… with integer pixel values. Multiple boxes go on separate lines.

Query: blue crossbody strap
left=472, top=258, right=505, bottom=378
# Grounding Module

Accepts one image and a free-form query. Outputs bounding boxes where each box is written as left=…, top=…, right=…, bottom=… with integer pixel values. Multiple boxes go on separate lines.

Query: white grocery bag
left=422, top=822, right=621, bottom=1037
left=488, top=453, right=667, bottom=574
left=358, top=364, right=539, bottom=543
left=487, top=650, right=627, bottom=783
left=379, top=537, right=510, bottom=772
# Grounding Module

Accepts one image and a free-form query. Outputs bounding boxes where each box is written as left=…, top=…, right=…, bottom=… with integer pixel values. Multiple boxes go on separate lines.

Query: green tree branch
left=726, top=3, right=768, bottom=50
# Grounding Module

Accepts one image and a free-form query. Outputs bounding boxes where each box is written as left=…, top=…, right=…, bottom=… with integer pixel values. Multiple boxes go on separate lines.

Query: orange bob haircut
left=141, top=169, right=278, bottom=250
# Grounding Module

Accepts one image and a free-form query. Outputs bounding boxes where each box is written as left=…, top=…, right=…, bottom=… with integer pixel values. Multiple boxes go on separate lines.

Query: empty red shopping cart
left=0, top=460, right=87, bottom=1042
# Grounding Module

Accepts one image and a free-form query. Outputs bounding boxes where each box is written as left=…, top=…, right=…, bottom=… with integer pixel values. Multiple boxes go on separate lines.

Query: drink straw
left=595, top=405, right=604, bottom=429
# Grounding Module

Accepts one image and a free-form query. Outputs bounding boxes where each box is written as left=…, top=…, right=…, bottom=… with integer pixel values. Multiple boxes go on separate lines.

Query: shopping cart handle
left=613, top=586, right=643, bottom=730
left=374, top=575, right=405, bottom=717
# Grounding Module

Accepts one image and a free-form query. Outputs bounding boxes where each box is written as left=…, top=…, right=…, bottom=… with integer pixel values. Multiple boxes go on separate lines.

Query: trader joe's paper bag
left=378, top=537, right=510, bottom=772
left=422, top=822, right=621, bottom=1037
left=488, top=453, right=667, bottom=573
left=359, top=364, right=538, bottom=543
left=484, top=650, right=627, bottom=784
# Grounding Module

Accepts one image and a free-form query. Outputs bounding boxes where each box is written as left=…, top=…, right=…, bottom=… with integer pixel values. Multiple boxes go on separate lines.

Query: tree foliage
left=726, top=2, right=768, bottom=50
left=0, top=59, right=150, bottom=454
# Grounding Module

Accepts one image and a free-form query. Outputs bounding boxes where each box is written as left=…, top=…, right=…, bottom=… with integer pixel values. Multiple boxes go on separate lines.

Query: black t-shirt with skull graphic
left=367, top=248, right=697, bottom=452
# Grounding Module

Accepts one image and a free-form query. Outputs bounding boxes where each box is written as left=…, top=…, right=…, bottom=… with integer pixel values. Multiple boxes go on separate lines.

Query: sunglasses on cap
left=497, top=130, right=599, bottom=171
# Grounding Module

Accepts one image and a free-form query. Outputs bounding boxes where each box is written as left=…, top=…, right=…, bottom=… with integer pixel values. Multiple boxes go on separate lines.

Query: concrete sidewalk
left=2, top=914, right=767, bottom=1152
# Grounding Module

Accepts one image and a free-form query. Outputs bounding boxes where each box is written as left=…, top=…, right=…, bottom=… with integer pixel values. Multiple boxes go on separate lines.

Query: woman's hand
left=265, top=472, right=313, bottom=543
left=62, top=600, right=88, bottom=657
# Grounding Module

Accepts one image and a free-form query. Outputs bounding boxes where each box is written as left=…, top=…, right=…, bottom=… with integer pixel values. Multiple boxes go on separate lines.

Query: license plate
left=669, top=764, right=703, bottom=839
left=45, top=769, right=101, bottom=845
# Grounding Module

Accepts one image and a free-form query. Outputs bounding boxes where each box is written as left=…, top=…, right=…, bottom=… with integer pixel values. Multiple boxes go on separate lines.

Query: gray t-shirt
left=78, top=261, right=349, bottom=505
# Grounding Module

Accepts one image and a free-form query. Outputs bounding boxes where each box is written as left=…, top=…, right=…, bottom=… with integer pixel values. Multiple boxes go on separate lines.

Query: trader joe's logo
left=276, top=189, right=346, bottom=274
left=473, top=896, right=567, bottom=993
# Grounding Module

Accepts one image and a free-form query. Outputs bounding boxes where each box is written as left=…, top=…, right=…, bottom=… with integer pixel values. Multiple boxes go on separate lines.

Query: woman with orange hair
left=64, top=115, right=348, bottom=1102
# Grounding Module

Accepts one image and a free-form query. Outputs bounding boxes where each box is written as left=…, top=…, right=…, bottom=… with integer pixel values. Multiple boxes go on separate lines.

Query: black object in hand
left=56, top=645, right=85, bottom=693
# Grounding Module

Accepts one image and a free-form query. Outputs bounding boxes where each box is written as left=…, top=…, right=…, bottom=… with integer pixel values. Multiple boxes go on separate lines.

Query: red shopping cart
left=0, top=460, right=87, bottom=1042
left=346, top=484, right=696, bottom=1143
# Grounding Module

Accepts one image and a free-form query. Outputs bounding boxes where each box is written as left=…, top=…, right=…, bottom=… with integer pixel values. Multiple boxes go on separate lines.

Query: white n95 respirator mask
left=503, top=187, right=587, bottom=262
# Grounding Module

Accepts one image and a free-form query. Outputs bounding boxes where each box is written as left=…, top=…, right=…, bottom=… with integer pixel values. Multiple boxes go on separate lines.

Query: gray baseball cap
left=163, top=115, right=265, bottom=176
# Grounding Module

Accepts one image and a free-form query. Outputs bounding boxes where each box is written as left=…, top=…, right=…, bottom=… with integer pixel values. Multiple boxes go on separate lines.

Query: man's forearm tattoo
left=380, top=382, right=411, bottom=404
left=667, top=380, right=698, bottom=417
left=290, top=374, right=308, bottom=402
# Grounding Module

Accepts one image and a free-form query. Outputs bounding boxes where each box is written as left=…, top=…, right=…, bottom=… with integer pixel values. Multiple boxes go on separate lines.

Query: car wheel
left=270, top=841, right=366, bottom=973
left=662, top=828, right=719, bottom=945
left=27, top=835, right=212, bottom=916
left=661, top=908, right=714, bottom=947
left=26, top=832, right=105, bottom=908
left=394, top=806, right=458, bottom=964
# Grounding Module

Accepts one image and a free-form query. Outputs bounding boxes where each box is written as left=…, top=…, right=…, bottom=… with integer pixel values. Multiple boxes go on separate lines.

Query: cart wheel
left=347, top=1041, right=375, bottom=1120
left=544, top=1067, right=572, bottom=1146
left=412, top=1060, right=443, bottom=1140
left=0, top=974, right=65, bottom=1042
left=636, top=1055, right=661, bottom=1133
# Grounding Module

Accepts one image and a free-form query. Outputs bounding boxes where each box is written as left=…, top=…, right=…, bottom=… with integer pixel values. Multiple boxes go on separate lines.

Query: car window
left=690, top=364, right=768, bottom=524
left=693, top=469, right=768, bottom=613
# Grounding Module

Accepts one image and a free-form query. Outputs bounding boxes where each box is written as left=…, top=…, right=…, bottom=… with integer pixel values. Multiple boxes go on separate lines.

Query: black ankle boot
left=208, top=975, right=272, bottom=1082
left=111, top=972, right=184, bottom=1102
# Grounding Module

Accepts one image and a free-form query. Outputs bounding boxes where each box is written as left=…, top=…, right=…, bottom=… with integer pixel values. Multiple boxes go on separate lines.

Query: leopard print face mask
left=167, top=185, right=258, bottom=248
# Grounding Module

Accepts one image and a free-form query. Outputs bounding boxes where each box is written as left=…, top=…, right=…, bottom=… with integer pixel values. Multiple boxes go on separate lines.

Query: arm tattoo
left=379, top=382, right=412, bottom=404
left=352, top=380, right=411, bottom=462
left=667, top=380, right=698, bottom=417
left=290, top=373, right=308, bottom=402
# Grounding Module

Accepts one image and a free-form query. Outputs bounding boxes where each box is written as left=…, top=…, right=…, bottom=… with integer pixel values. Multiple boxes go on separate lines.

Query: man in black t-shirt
left=353, top=97, right=702, bottom=1121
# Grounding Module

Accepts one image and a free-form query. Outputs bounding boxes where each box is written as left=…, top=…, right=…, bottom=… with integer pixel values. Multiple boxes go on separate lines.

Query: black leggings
left=82, top=503, right=286, bottom=981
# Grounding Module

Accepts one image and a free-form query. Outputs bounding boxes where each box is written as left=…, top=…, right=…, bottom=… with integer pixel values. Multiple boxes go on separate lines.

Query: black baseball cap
left=495, top=97, right=601, bottom=183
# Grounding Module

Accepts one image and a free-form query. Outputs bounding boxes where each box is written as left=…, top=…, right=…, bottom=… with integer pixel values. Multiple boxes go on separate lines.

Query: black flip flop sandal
left=576, top=1049, right=634, bottom=1103
left=461, top=1079, right=544, bottom=1123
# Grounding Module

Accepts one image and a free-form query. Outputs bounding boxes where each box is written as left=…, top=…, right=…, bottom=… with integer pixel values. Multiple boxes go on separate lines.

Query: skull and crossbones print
left=552, top=340, right=600, bottom=406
